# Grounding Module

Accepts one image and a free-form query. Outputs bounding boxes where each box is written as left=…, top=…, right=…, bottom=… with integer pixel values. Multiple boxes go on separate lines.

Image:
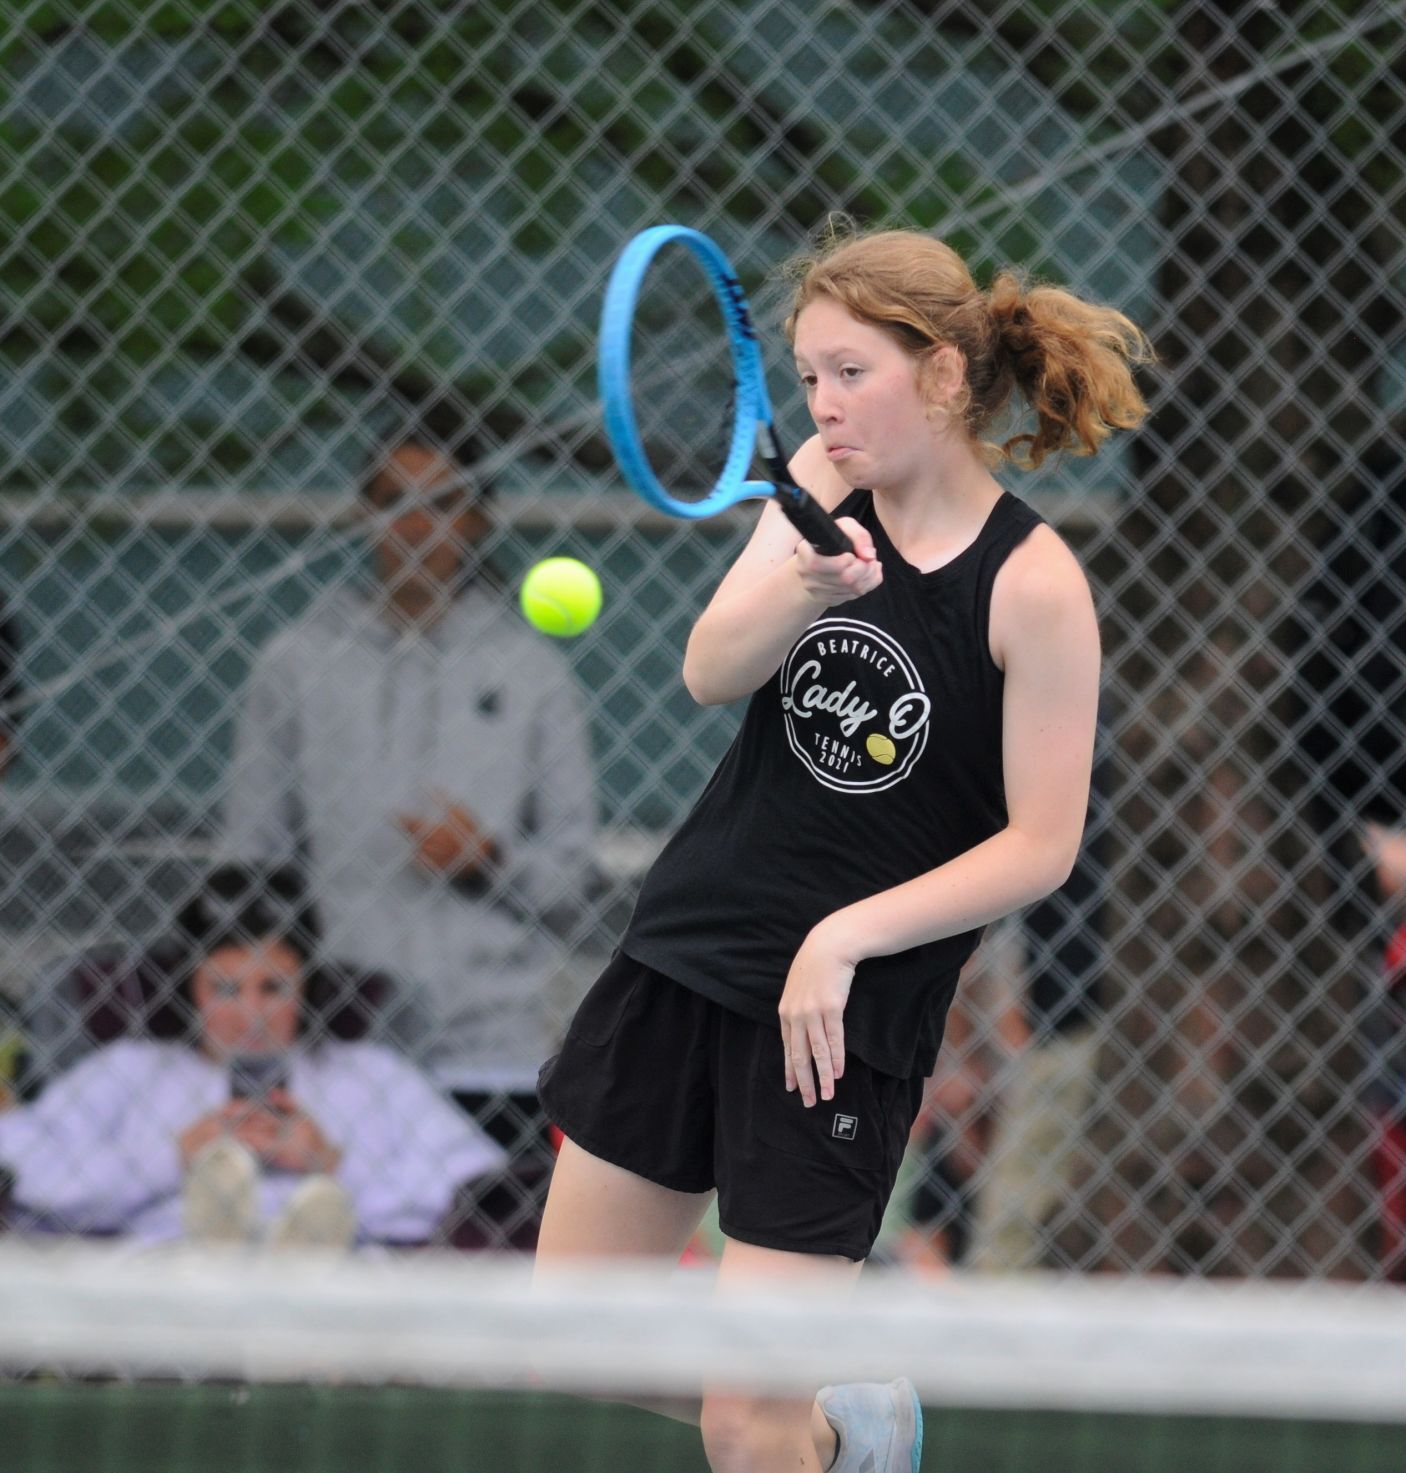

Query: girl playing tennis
left=537, top=225, right=1150, bottom=1473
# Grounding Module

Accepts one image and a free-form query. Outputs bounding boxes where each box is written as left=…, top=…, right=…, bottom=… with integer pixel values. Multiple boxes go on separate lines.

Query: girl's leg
left=698, top=1237, right=863, bottom=1473
left=534, top=1135, right=716, bottom=1426
left=536, top=1140, right=849, bottom=1470
left=534, top=1135, right=714, bottom=1262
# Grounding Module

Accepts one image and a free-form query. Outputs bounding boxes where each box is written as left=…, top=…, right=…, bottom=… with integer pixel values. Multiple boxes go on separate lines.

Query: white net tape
left=5, top=1242, right=1406, bottom=1423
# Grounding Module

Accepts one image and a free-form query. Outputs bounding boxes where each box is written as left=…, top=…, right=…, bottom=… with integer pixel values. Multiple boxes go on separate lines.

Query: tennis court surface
left=7, top=1382, right=1406, bottom=1473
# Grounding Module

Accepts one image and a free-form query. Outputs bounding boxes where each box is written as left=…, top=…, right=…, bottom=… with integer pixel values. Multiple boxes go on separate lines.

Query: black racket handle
left=759, top=427, right=854, bottom=557
left=773, top=481, right=854, bottom=557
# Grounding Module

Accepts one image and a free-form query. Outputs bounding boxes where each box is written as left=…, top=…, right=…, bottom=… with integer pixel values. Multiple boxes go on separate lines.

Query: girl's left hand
left=778, top=924, right=857, bottom=1107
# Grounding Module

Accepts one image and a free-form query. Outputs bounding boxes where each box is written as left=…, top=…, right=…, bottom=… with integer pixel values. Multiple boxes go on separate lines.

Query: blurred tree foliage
left=0, top=0, right=1394, bottom=496
left=1, top=0, right=1171, bottom=491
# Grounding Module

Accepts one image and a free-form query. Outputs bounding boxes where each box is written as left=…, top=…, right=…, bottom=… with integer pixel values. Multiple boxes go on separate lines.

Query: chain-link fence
left=0, top=0, right=1403, bottom=1278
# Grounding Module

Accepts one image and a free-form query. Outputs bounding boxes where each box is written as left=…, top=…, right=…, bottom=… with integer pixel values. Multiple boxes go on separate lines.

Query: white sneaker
left=183, top=1140, right=259, bottom=1245
left=267, top=1175, right=356, bottom=1251
left=817, top=1378, right=923, bottom=1473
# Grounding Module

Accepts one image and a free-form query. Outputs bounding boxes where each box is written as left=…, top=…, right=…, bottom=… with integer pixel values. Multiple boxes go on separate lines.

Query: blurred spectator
left=1296, top=435, right=1406, bottom=1282
left=896, top=716, right=1111, bottom=1274
left=1294, top=433, right=1406, bottom=958
left=0, top=864, right=503, bottom=1248
left=1365, top=822, right=1406, bottom=904
left=964, top=727, right=1112, bottom=1272
left=1297, top=434, right=1406, bottom=834
left=221, top=429, right=598, bottom=1244
left=893, top=937, right=1028, bottom=1273
left=1361, top=824, right=1406, bottom=1282
left=1368, top=914, right=1406, bottom=1282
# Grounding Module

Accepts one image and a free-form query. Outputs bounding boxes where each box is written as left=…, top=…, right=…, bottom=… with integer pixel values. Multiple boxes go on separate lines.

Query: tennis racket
left=597, top=225, right=853, bottom=557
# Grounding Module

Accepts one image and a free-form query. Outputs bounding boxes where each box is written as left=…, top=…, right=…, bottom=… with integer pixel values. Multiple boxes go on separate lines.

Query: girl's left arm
left=778, top=526, right=1101, bottom=1106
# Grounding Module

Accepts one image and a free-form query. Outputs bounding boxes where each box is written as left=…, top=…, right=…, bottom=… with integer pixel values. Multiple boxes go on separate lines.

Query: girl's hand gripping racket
left=597, top=225, right=854, bottom=557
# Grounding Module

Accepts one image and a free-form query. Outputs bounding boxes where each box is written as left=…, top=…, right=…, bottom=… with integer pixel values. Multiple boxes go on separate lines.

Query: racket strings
left=628, top=246, right=739, bottom=504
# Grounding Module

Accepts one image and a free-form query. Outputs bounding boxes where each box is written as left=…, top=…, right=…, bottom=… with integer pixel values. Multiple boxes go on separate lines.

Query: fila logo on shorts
left=832, top=1114, right=859, bottom=1141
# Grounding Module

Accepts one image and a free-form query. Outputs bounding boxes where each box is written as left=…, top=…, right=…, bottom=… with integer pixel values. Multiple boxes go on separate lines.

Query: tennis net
left=2, top=1242, right=1404, bottom=1473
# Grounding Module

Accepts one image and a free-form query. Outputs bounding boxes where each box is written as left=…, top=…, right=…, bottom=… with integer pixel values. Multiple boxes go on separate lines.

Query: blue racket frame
left=598, top=225, right=852, bottom=554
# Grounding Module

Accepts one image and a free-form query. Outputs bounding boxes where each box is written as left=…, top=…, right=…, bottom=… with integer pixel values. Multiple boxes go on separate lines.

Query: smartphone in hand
left=228, top=1053, right=290, bottom=1104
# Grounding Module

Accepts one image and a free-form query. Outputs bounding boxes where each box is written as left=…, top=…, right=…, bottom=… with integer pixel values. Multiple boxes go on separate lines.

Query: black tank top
left=623, top=487, right=1045, bottom=1078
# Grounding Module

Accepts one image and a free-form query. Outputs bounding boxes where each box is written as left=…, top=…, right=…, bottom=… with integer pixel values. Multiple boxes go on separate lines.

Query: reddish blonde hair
left=783, top=225, right=1152, bottom=469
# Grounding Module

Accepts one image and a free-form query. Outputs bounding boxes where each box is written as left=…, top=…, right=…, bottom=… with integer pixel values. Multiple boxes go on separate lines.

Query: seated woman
left=0, top=864, right=504, bottom=1248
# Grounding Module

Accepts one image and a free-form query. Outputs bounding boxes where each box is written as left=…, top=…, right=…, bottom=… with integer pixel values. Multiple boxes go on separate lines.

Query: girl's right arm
left=681, top=435, right=881, bottom=705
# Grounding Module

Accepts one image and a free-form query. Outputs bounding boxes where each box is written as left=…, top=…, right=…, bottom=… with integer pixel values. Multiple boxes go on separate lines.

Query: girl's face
left=192, top=938, right=304, bottom=1058
left=793, top=297, right=955, bottom=492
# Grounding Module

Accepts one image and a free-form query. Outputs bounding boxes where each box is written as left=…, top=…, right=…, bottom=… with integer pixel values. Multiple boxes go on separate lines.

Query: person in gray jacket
left=222, top=430, right=599, bottom=1245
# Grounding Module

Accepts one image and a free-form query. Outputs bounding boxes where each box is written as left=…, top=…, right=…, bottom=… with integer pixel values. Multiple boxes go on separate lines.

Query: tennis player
left=537, top=225, right=1150, bottom=1473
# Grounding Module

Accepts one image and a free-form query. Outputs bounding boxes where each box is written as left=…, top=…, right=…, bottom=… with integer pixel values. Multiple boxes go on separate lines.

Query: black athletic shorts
left=538, top=951, right=926, bottom=1261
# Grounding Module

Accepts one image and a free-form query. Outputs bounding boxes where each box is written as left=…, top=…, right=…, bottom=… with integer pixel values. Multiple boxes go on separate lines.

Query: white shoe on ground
left=816, top=1378, right=923, bottom=1473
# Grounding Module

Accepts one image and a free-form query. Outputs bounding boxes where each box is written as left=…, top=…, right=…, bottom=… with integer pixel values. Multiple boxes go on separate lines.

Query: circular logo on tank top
left=779, top=617, right=931, bottom=793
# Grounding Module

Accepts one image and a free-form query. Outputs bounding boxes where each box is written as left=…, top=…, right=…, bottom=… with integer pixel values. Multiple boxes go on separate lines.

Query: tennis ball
left=866, top=732, right=897, bottom=766
left=520, top=557, right=603, bottom=638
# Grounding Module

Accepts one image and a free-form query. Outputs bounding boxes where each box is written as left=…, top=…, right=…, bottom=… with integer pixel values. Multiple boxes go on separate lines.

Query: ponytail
left=984, top=272, right=1152, bottom=469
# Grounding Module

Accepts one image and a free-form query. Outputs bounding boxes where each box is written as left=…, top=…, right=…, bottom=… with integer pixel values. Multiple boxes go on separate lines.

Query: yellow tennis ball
left=520, top=557, right=603, bottom=638
left=866, top=732, right=897, bottom=766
